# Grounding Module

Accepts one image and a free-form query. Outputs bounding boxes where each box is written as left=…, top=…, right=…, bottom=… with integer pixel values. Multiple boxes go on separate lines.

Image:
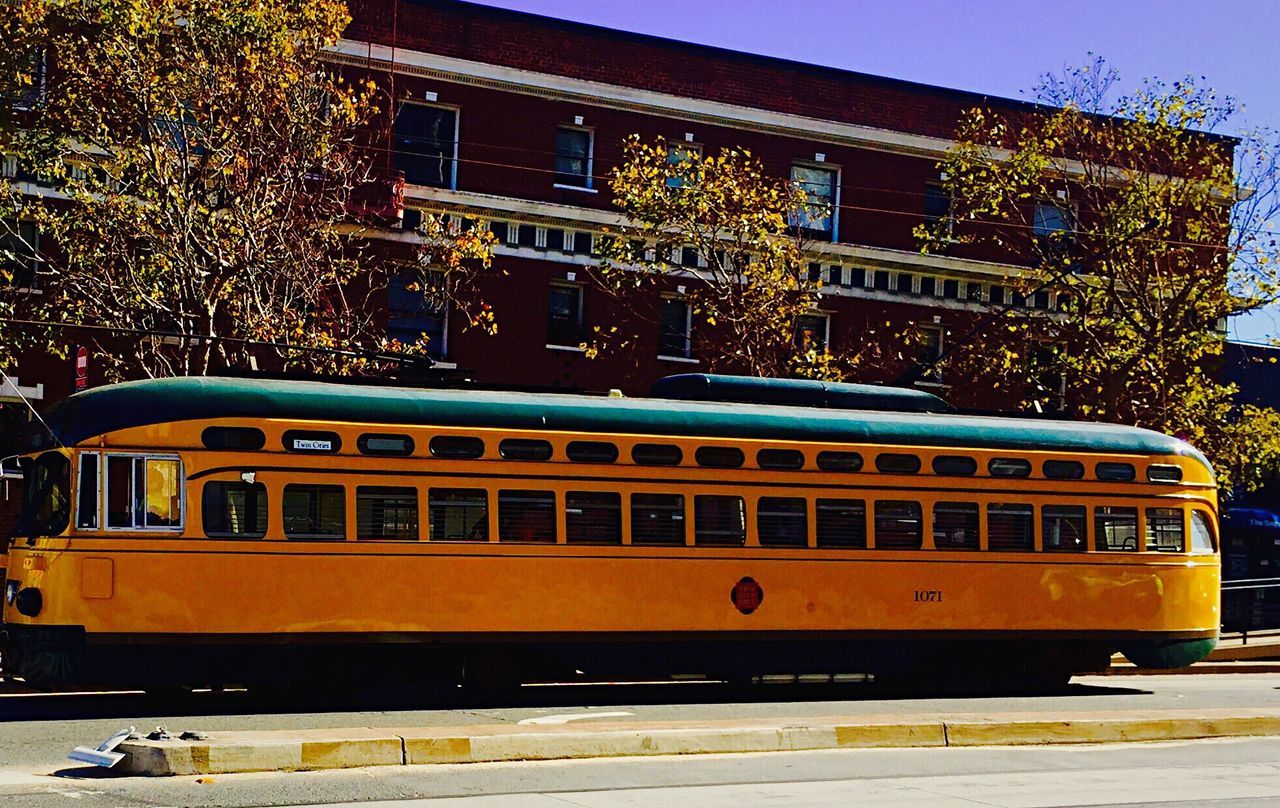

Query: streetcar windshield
left=14, top=452, right=70, bottom=541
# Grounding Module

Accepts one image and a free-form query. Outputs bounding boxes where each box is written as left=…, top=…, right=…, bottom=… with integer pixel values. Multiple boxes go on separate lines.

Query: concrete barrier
left=115, top=708, right=1280, bottom=776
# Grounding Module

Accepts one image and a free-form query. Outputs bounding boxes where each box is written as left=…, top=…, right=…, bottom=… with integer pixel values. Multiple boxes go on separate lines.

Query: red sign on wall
left=74, top=346, right=89, bottom=392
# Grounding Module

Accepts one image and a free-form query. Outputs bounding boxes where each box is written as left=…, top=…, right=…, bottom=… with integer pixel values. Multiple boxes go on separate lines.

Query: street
left=2, top=674, right=1280, bottom=806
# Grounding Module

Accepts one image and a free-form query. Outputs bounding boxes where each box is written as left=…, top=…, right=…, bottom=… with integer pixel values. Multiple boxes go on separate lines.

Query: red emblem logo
left=731, top=577, right=764, bottom=615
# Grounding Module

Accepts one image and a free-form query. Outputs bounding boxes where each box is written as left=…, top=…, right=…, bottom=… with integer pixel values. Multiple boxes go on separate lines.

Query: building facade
left=334, top=0, right=1060, bottom=398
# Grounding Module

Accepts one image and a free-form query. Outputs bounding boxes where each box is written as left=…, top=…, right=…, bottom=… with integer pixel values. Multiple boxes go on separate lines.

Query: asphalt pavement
left=4, top=734, right=1280, bottom=806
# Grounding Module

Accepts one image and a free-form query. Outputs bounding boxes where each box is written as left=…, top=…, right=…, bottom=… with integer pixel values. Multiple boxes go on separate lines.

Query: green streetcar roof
left=37, top=375, right=1209, bottom=470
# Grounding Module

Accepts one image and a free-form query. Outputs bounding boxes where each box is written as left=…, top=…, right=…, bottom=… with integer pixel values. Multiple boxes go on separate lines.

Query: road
left=1, top=674, right=1279, bottom=806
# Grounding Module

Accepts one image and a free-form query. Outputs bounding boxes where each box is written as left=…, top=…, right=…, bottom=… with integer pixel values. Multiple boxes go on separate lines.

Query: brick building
left=328, top=0, right=1066, bottom=398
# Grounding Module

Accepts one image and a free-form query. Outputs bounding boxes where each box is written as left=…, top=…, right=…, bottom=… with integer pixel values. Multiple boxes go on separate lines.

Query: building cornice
left=402, top=184, right=1029, bottom=280
left=330, top=39, right=958, bottom=161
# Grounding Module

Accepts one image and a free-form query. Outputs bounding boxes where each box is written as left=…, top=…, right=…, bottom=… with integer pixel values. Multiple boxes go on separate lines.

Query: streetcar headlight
left=4, top=580, right=16, bottom=605
left=15, top=587, right=42, bottom=617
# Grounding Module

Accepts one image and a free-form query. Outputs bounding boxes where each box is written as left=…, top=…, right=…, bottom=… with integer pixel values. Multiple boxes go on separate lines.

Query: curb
left=116, top=709, right=1280, bottom=776
left=1098, top=662, right=1280, bottom=675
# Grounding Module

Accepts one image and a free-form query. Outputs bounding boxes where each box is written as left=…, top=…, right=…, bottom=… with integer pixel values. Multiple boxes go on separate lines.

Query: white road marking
left=517, top=711, right=635, bottom=725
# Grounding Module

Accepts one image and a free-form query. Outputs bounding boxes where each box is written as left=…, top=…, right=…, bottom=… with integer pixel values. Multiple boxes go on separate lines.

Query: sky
left=473, top=0, right=1280, bottom=343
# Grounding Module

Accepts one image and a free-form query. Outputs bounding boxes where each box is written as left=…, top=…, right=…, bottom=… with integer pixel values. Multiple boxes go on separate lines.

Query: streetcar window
left=499, top=490, right=556, bottom=543
left=933, top=502, right=979, bottom=550
left=283, top=484, right=345, bottom=540
left=816, top=451, right=863, bottom=472
left=1147, top=464, right=1183, bottom=484
left=988, top=503, right=1034, bottom=551
left=1042, top=505, right=1086, bottom=552
left=76, top=453, right=99, bottom=530
left=357, top=434, right=415, bottom=457
left=631, top=493, right=685, bottom=545
left=695, top=495, right=746, bottom=546
left=1190, top=511, right=1215, bottom=553
left=695, top=446, right=745, bottom=469
left=202, top=481, right=267, bottom=539
left=428, top=488, right=488, bottom=541
left=756, top=449, right=805, bottom=471
left=16, top=452, right=70, bottom=539
left=631, top=443, right=683, bottom=466
left=1095, top=506, right=1139, bottom=551
left=816, top=499, right=866, bottom=548
left=875, top=454, right=921, bottom=474
left=1145, top=508, right=1185, bottom=553
left=499, top=438, right=553, bottom=462
left=282, top=430, right=342, bottom=454
left=565, top=491, right=622, bottom=544
left=1096, top=462, right=1136, bottom=482
left=932, top=456, right=977, bottom=476
left=429, top=436, right=486, bottom=459
left=988, top=458, right=1031, bottom=477
left=357, top=486, right=419, bottom=540
left=757, top=497, right=807, bottom=547
left=201, top=426, right=266, bottom=451
left=874, top=501, right=922, bottom=549
left=106, top=455, right=182, bottom=530
left=566, top=441, right=619, bottom=464
left=1043, top=460, right=1085, bottom=480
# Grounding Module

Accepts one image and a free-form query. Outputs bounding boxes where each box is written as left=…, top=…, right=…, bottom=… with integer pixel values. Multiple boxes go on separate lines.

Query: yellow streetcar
left=1, top=374, right=1219, bottom=691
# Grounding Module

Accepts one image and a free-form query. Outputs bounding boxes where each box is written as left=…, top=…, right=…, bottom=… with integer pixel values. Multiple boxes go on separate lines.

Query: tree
left=0, top=0, right=495, bottom=378
left=591, top=136, right=876, bottom=379
left=918, top=55, right=1280, bottom=492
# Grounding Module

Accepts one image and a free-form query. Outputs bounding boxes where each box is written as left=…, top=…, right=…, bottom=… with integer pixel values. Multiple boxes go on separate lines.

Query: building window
left=554, top=126, right=593, bottom=188
left=695, top=495, right=746, bottom=546
left=393, top=104, right=458, bottom=188
left=1033, top=201, right=1077, bottom=261
left=499, top=490, right=557, bottom=543
left=791, top=164, right=838, bottom=240
left=282, top=484, right=345, bottom=540
left=105, top=455, right=183, bottom=530
left=631, top=493, right=685, bottom=545
left=202, top=481, right=267, bottom=539
left=1, top=220, right=40, bottom=289
left=356, top=486, right=418, bottom=541
left=388, top=273, right=447, bottom=359
left=916, top=325, right=944, bottom=384
left=666, top=143, right=701, bottom=189
left=659, top=297, right=692, bottom=359
left=794, top=313, right=829, bottom=353
left=547, top=284, right=584, bottom=347
left=5, top=49, right=46, bottom=110
left=429, top=488, right=488, bottom=541
left=566, top=491, right=622, bottom=545
left=924, top=182, right=950, bottom=225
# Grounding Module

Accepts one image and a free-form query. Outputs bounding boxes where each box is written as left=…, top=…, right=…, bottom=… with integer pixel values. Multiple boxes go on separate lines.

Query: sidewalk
left=117, top=707, right=1280, bottom=776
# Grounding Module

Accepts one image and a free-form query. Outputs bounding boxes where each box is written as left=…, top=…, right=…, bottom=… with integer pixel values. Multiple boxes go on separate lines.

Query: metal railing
left=1222, top=577, right=1280, bottom=642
